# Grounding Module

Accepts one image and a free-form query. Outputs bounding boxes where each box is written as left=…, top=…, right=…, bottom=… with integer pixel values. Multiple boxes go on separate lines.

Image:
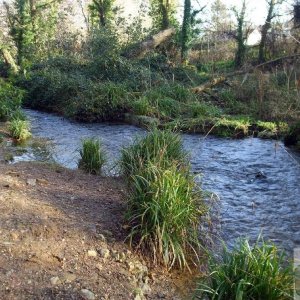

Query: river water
left=14, top=109, right=300, bottom=254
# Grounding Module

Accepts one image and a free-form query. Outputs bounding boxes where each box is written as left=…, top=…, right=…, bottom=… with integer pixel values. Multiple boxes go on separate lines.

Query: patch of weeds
left=78, top=138, right=106, bottom=174
left=8, top=119, right=31, bottom=142
left=120, top=129, right=204, bottom=269
left=195, top=238, right=294, bottom=300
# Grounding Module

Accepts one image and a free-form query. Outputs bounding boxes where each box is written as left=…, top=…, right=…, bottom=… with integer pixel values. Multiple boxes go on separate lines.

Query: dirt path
left=0, top=158, right=196, bottom=300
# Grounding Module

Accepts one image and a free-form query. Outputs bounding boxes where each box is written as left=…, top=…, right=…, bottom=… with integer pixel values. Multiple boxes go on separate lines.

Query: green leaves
left=195, top=238, right=294, bottom=300
left=120, top=129, right=204, bottom=270
left=78, top=138, right=106, bottom=174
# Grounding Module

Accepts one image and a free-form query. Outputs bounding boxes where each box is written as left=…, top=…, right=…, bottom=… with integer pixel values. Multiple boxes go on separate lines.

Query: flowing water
left=13, top=109, right=300, bottom=254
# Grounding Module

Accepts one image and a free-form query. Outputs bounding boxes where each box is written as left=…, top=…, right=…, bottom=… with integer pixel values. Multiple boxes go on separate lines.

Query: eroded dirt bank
left=0, top=158, right=196, bottom=300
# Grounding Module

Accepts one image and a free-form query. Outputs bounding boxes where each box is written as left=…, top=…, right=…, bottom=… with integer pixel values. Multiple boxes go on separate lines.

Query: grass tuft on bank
left=195, top=238, right=294, bottom=300
left=78, top=138, right=106, bottom=174
left=120, top=129, right=205, bottom=270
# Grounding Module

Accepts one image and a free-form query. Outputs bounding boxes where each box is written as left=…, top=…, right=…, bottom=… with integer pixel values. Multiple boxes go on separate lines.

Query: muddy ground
left=0, top=133, right=198, bottom=300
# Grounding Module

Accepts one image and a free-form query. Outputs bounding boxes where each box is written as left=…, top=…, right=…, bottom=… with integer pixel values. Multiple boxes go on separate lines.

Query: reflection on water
left=15, top=109, right=300, bottom=255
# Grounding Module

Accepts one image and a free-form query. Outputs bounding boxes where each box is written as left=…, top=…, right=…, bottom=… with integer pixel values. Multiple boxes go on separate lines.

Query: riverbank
left=0, top=136, right=198, bottom=299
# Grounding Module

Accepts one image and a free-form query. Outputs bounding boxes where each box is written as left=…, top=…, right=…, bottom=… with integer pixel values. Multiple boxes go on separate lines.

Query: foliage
left=233, top=0, right=248, bottom=67
left=195, top=238, right=294, bottom=300
left=0, top=79, right=24, bottom=121
left=72, top=81, right=130, bottom=122
left=284, top=121, right=300, bottom=150
left=127, top=163, right=203, bottom=269
left=4, top=0, right=59, bottom=66
left=88, top=0, right=116, bottom=28
left=181, top=0, right=192, bottom=63
left=120, top=129, right=187, bottom=177
left=8, top=118, right=31, bottom=141
left=150, top=0, right=178, bottom=31
left=78, top=138, right=106, bottom=174
left=120, top=129, right=204, bottom=269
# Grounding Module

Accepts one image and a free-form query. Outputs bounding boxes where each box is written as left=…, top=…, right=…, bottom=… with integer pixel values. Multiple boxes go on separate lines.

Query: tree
left=88, top=0, right=115, bottom=28
left=180, top=0, right=203, bottom=63
left=3, top=0, right=60, bottom=67
left=211, top=0, right=231, bottom=34
left=258, top=0, right=282, bottom=63
left=181, top=0, right=191, bottom=63
left=233, top=0, right=252, bottom=68
left=150, top=0, right=177, bottom=31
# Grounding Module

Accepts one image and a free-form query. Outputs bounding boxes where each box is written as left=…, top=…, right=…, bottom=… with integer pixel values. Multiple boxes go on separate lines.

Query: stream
left=12, top=109, right=300, bottom=255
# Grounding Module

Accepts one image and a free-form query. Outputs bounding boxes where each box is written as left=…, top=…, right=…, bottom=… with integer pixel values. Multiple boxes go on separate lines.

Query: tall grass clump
left=8, top=119, right=31, bottom=142
left=78, top=138, right=106, bottom=174
left=195, top=238, right=294, bottom=300
left=120, top=129, right=187, bottom=177
left=120, top=129, right=204, bottom=269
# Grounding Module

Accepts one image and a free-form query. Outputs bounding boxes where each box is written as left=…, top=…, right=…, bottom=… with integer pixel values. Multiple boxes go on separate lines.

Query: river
left=13, top=109, right=300, bottom=255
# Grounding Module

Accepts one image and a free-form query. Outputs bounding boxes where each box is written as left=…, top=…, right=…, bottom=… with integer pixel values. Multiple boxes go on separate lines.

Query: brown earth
left=0, top=135, right=198, bottom=299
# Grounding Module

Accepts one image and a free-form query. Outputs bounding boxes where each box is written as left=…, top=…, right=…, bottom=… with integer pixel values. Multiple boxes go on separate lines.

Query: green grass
left=195, top=238, right=294, bottom=300
left=8, top=119, right=31, bottom=142
left=78, top=138, right=106, bottom=174
left=120, top=129, right=187, bottom=177
left=120, top=129, right=204, bottom=270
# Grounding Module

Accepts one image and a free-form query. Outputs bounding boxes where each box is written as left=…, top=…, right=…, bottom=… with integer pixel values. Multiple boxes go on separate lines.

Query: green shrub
left=128, top=163, right=203, bottom=269
left=8, top=119, right=31, bottom=142
left=195, top=238, right=294, bottom=300
left=73, top=82, right=130, bottom=122
left=131, top=97, right=154, bottom=116
left=120, top=129, right=187, bottom=177
left=189, top=102, right=222, bottom=118
left=0, top=79, right=25, bottom=121
left=144, top=83, right=198, bottom=103
left=284, top=121, right=300, bottom=149
left=78, top=138, right=106, bottom=174
left=120, top=129, right=204, bottom=269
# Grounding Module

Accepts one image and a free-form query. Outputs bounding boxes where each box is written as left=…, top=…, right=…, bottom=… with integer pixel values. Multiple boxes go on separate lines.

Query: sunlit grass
left=120, top=129, right=205, bottom=270
left=78, top=138, right=106, bottom=174
left=8, top=119, right=31, bottom=142
left=195, top=238, right=294, bottom=300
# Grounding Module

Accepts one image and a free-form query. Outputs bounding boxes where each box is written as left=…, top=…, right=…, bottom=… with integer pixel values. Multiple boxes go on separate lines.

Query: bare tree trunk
left=258, top=0, right=276, bottom=63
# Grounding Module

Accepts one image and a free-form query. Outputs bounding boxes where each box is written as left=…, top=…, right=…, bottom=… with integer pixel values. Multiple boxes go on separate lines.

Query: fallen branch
left=123, top=28, right=176, bottom=59
left=191, top=53, right=300, bottom=94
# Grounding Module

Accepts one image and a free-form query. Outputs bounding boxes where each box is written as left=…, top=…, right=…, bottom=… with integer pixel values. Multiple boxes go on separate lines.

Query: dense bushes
left=0, top=79, right=25, bottom=121
left=284, top=121, right=300, bottom=150
left=21, top=67, right=131, bottom=122
left=120, top=129, right=204, bottom=269
left=195, top=238, right=294, bottom=300
left=219, top=71, right=300, bottom=122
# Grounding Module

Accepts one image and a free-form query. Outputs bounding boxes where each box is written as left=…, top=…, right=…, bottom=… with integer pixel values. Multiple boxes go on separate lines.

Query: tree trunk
left=181, top=0, right=191, bottom=63
left=0, top=48, right=20, bottom=74
left=258, top=0, right=275, bottom=63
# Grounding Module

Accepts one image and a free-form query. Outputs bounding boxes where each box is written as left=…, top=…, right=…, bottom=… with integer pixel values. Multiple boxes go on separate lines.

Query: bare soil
left=0, top=136, right=197, bottom=299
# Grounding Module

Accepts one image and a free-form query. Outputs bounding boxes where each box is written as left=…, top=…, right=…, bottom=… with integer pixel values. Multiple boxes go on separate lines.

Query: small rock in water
left=26, top=179, right=36, bottom=186
left=80, top=289, right=95, bottom=300
left=87, top=250, right=97, bottom=257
